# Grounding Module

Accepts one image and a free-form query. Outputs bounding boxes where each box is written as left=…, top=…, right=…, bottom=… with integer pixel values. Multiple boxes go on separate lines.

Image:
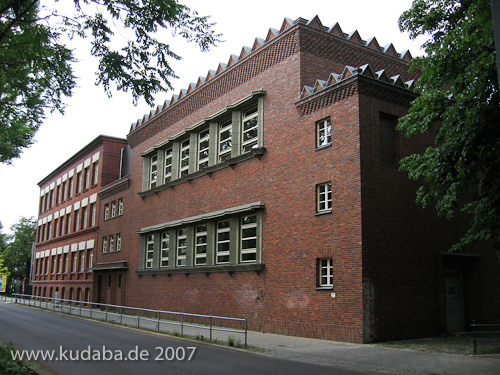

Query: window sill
left=136, top=262, right=265, bottom=276
left=316, top=286, right=333, bottom=290
left=139, top=147, right=266, bottom=198
left=315, top=210, right=332, bottom=216
left=315, top=144, right=332, bottom=151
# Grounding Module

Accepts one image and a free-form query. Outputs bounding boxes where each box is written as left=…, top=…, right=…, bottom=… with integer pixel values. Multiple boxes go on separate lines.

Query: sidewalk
left=2, top=296, right=499, bottom=375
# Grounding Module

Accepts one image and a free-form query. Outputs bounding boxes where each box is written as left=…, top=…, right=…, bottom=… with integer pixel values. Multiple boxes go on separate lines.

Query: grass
left=0, top=342, right=33, bottom=375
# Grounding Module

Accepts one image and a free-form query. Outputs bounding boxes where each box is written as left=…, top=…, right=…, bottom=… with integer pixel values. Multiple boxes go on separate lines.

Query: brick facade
left=33, top=16, right=500, bottom=343
left=32, top=136, right=128, bottom=304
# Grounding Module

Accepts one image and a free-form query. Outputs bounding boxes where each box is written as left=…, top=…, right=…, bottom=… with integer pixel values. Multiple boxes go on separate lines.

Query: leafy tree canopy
left=3, top=216, right=36, bottom=279
left=0, top=0, right=221, bottom=163
left=398, top=0, right=500, bottom=255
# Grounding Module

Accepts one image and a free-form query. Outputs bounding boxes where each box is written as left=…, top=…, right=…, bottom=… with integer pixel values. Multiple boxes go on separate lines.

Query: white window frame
left=219, top=119, right=232, bottom=162
left=216, top=220, right=230, bottom=264
left=177, top=228, right=187, bottom=266
left=179, top=139, right=190, bottom=177
left=104, top=204, right=109, bottom=220
left=240, top=215, right=257, bottom=262
left=145, top=234, right=154, bottom=268
left=316, top=118, right=332, bottom=147
left=116, top=233, right=122, bottom=251
left=102, top=237, right=107, bottom=253
left=242, top=107, right=258, bottom=152
left=93, top=161, right=99, bottom=185
left=164, top=148, right=173, bottom=183
left=198, top=129, right=210, bottom=170
left=118, top=198, right=123, bottom=216
left=150, top=155, right=158, bottom=188
left=161, top=231, right=169, bottom=267
left=195, top=224, right=207, bottom=265
left=317, top=182, right=332, bottom=212
left=111, top=201, right=116, bottom=218
left=109, top=235, right=115, bottom=252
left=319, top=258, right=333, bottom=287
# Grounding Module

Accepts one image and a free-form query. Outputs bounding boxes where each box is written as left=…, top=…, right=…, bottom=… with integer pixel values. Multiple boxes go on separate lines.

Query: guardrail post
left=210, top=315, right=213, bottom=342
left=181, top=313, right=184, bottom=336
left=137, top=309, right=140, bottom=328
left=120, top=306, right=123, bottom=325
left=79, top=300, right=82, bottom=316
left=245, top=318, right=248, bottom=348
left=156, top=310, right=160, bottom=332
left=472, top=319, right=477, bottom=355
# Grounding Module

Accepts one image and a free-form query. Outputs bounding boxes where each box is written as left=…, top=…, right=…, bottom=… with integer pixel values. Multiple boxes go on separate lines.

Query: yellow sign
left=0, top=276, right=6, bottom=293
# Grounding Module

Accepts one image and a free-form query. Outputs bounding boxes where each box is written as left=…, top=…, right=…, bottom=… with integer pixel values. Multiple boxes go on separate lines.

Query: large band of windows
left=139, top=210, right=262, bottom=272
left=141, top=94, right=264, bottom=194
left=101, top=233, right=122, bottom=253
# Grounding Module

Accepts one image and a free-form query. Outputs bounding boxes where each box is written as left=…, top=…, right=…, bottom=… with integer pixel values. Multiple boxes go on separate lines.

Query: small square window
left=317, top=182, right=332, bottom=213
left=318, top=258, right=333, bottom=287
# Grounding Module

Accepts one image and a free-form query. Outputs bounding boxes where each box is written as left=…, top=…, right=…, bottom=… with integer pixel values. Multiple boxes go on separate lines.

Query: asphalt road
left=0, top=301, right=374, bottom=375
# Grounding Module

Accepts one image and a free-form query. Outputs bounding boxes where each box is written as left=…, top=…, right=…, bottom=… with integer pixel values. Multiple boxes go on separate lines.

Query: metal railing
left=471, top=320, right=500, bottom=354
left=3, top=293, right=248, bottom=348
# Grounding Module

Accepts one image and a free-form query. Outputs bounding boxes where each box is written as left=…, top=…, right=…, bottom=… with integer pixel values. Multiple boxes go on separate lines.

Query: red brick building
left=36, top=16, right=500, bottom=343
left=32, top=136, right=128, bottom=303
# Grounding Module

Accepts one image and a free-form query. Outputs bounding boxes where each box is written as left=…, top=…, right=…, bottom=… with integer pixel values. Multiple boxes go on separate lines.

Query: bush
left=0, top=342, right=32, bottom=375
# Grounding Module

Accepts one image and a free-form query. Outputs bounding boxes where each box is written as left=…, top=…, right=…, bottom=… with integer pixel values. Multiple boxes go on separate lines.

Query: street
left=0, top=301, right=372, bottom=375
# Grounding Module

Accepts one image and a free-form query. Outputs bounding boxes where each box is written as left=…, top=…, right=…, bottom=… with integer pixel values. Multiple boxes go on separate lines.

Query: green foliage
left=398, top=0, right=500, bottom=255
left=0, top=342, right=32, bottom=375
left=3, top=217, right=36, bottom=280
left=0, top=0, right=221, bottom=163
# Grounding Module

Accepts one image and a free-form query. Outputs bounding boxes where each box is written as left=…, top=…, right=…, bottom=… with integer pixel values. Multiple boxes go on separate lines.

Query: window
left=84, top=167, right=90, bottom=190
left=118, top=198, right=123, bottom=216
left=177, top=228, right=187, bottom=266
left=161, top=232, right=169, bottom=267
left=317, top=182, right=332, bottom=213
left=111, top=201, right=116, bottom=218
left=66, top=213, right=71, bottom=234
left=109, top=235, right=115, bottom=252
left=93, top=162, right=99, bottom=185
left=104, top=204, right=109, bottom=220
left=242, top=107, right=258, bottom=152
left=64, top=254, right=69, bottom=272
left=82, top=206, right=88, bottom=229
left=76, top=172, right=82, bottom=194
left=219, top=119, right=232, bottom=162
left=74, top=209, right=80, bottom=232
left=108, top=275, right=112, bottom=288
left=88, top=249, right=93, bottom=268
left=60, top=216, right=65, bottom=236
left=58, top=255, right=63, bottom=273
left=49, top=190, right=54, bottom=208
left=179, top=139, right=190, bottom=177
left=164, top=148, right=173, bottom=183
left=52, top=256, right=56, bottom=273
left=198, top=129, right=210, bottom=170
left=91, top=203, right=96, bottom=226
left=145, top=234, right=154, bottom=268
left=316, top=118, right=332, bottom=147
left=195, top=224, right=207, bottom=265
left=47, top=222, right=52, bottom=240
left=61, top=181, right=66, bottom=202
left=150, top=155, right=158, bottom=188
left=138, top=205, right=263, bottom=272
left=216, top=220, right=230, bottom=264
left=102, top=237, right=108, bottom=253
left=80, top=251, right=85, bottom=271
left=68, top=177, right=73, bottom=199
left=116, top=233, right=122, bottom=251
left=56, top=185, right=60, bottom=205
left=72, top=252, right=77, bottom=272
left=240, top=215, right=257, bottom=262
left=117, top=274, right=122, bottom=288
left=318, top=258, right=333, bottom=287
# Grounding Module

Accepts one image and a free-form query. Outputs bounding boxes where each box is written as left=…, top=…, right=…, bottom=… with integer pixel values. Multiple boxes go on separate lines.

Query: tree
left=0, top=0, right=221, bottom=163
left=3, top=217, right=36, bottom=279
left=398, top=0, right=500, bottom=256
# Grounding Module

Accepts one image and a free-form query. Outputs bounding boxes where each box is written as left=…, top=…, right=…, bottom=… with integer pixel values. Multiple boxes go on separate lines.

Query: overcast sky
left=0, top=0, right=426, bottom=234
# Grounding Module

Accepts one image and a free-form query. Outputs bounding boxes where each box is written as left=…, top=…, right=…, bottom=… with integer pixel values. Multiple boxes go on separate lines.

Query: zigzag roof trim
left=299, top=63, right=416, bottom=100
left=131, top=16, right=415, bottom=132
